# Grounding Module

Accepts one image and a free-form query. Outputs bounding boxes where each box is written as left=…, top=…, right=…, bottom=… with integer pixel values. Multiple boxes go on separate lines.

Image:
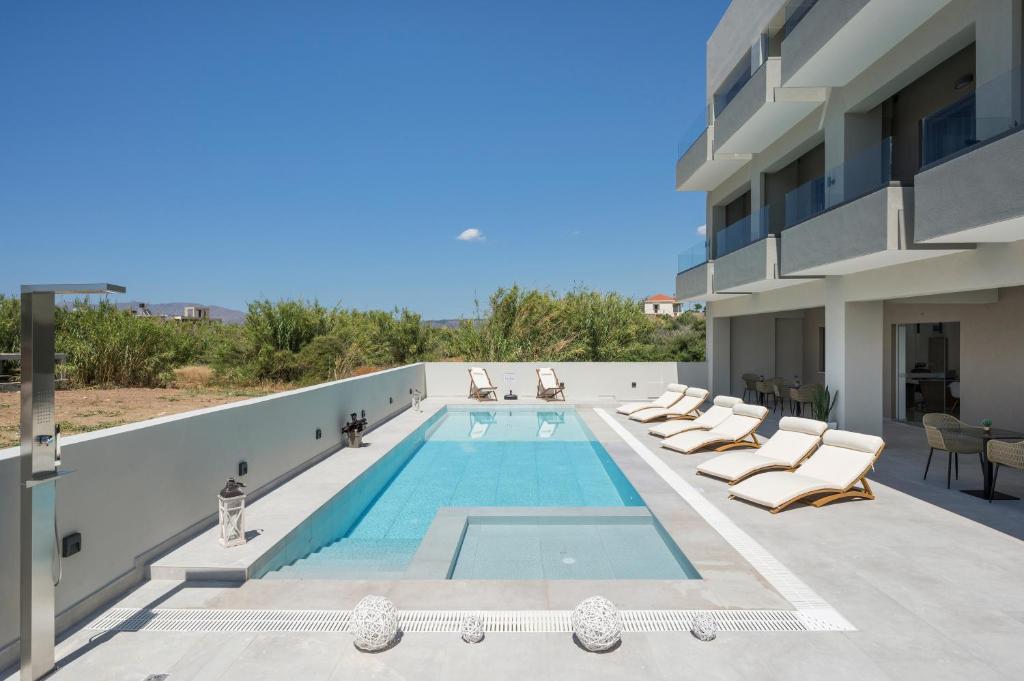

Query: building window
left=818, top=327, right=826, bottom=372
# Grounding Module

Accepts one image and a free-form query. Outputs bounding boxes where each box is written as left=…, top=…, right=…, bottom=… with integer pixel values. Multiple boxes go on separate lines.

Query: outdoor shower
left=19, top=283, right=125, bottom=681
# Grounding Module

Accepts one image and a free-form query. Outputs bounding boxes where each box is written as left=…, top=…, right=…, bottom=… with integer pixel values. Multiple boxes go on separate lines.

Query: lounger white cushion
left=696, top=417, right=827, bottom=482
left=616, top=383, right=686, bottom=415
left=649, top=395, right=742, bottom=438
left=729, top=430, right=885, bottom=510
left=661, top=403, right=768, bottom=454
left=630, top=387, right=709, bottom=422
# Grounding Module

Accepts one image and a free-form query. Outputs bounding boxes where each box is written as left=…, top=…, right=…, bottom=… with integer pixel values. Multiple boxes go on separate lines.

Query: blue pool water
left=260, top=407, right=693, bottom=580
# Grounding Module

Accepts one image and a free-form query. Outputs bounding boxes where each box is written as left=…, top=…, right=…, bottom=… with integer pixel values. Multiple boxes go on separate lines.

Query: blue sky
left=1, top=0, right=724, bottom=318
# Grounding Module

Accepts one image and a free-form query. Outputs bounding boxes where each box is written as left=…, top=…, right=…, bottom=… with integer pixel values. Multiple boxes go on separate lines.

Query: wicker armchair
left=987, top=440, right=1024, bottom=502
left=741, top=373, right=759, bottom=402
left=922, top=413, right=985, bottom=489
left=769, top=378, right=787, bottom=414
left=789, top=385, right=818, bottom=417
left=755, top=381, right=775, bottom=409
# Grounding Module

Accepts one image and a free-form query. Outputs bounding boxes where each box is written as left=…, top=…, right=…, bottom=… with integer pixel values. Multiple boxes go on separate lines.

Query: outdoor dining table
left=961, top=427, right=1023, bottom=501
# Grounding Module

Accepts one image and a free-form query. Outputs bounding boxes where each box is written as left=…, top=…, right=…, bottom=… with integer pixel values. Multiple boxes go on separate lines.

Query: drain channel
left=87, top=607, right=820, bottom=634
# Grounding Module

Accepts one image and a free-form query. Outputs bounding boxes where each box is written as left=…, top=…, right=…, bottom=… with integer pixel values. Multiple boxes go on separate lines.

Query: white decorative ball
left=571, top=596, right=622, bottom=652
left=690, top=612, right=717, bottom=641
left=460, top=614, right=485, bottom=643
left=350, top=595, right=399, bottom=651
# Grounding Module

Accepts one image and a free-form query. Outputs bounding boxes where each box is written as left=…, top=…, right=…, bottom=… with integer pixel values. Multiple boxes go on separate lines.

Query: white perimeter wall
left=424, top=362, right=708, bottom=401
left=0, top=364, right=427, bottom=666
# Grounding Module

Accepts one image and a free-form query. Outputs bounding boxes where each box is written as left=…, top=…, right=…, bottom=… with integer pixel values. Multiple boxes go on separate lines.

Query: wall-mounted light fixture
left=954, top=73, right=974, bottom=90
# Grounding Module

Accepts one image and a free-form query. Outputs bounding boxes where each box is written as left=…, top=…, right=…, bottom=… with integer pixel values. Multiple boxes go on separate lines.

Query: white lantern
left=460, top=614, right=484, bottom=643
left=351, top=595, right=399, bottom=651
left=690, top=612, right=717, bottom=641
left=571, top=596, right=622, bottom=652
left=218, top=477, right=247, bottom=547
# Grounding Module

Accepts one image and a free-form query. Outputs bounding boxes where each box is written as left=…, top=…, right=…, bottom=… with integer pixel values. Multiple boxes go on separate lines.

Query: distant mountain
left=116, top=301, right=247, bottom=324
left=425, top=319, right=465, bottom=329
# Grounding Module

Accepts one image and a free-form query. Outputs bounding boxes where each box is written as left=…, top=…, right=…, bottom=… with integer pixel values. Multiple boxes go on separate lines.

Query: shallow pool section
left=451, top=515, right=699, bottom=580
left=258, top=406, right=693, bottom=580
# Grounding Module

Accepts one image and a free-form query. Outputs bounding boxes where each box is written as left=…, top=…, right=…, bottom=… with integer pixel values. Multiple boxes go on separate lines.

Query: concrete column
left=706, top=306, right=732, bottom=397
left=751, top=171, right=767, bottom=240
left=824, top=279, right=884, bottom=435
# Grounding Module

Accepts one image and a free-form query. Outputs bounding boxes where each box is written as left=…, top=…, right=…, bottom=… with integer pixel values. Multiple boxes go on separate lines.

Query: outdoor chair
left=922, top=413, right=984, bottom=489
left=697, top=416, right=828, bottom=484
left=755, top=381, right=775, bottom=409
left=741, top=373, right=759, bottom=402
left=616, top=384, right=686, bottom=416
left=661, top=403, right=768, bottom=454
left=630, top=387, right=709, bottom=423
left=535, top=367, right=565, bottom=401
left=987, top=440, right=1024, bottom=502
left=728, top=429, right=886, bottom=513
left=468, top=367, right=499, bottom=401
left=649, top=395, right=742, bottom=438
left=789, top=385, right=818, bottom=417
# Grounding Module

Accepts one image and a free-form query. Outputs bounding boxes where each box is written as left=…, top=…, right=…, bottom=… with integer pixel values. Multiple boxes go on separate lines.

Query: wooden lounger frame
left=728, top=443, right=886, bottom=514
left=535, top=368, right=566, bottom=401
left=468, top=368, right=498, bottom=401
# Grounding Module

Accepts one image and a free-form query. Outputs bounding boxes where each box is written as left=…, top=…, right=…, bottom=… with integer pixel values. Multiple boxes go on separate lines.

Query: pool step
left=265, top=537, right=420, bottom=580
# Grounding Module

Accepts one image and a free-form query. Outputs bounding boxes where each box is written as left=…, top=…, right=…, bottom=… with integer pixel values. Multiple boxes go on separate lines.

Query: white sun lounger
left=728, top=429, right=885, bottom=513
left=660, top=403, right=768, bottom=454
left=648, top=395, right=743, bottom=438
left=468, top=367, right=498, bottom=401
left=696, top=417, right=828, bottom=483
left=616, top=384, right=686, bottom=416
left=630, top=387, right=709, bottom=422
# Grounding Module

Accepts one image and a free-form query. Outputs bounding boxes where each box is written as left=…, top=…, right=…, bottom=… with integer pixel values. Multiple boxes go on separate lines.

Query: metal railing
left=920, top=67, right=1023, bottom=168
left=785, top=137, right=892, bottom=228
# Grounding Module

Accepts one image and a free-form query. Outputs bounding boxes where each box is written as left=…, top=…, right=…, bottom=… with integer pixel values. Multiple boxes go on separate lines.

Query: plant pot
left=346, top=431, right=363, bottom=448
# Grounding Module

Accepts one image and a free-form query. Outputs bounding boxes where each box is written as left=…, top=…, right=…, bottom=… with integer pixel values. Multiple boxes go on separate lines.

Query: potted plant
left=981, top=418, right=993, bottom=434
left=811, top=385, right=839, bottom=429
left=342, top=411, right=368, bottom=448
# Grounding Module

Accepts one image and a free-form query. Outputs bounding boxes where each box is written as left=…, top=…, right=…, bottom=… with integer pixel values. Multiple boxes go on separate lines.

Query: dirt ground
left=0, top=386, right=282, bottom=449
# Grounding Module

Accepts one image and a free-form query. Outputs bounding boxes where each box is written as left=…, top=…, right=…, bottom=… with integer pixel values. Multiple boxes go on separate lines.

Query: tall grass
left=0, top=288, right=707, bottom=388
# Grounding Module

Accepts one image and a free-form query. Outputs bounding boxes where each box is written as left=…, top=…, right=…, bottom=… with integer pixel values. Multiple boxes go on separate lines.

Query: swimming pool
left=258, top=406, right=696, bottom=580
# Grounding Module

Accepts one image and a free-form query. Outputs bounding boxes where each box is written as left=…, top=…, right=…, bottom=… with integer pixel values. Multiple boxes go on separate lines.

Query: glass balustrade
left=715, top=205, right=770, bottom=258
left=785, top=137, right=893, bottom=229
left=921, top=67, right=1023, bottom=167
left=677, top=242, right=709, bottom=273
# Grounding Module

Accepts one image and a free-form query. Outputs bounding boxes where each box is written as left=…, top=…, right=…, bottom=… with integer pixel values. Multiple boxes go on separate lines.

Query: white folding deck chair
left=630, top=387, right=709, bottom=422
left=696, top=417, right=828, bottom=483
left=648, top=395, right=742, bottom=438
left=468, top=367, right=498, bottom=401
left=660, top=403, right=768, bottom=454
left=728, top=429, right=885, bottom=513
left=616, top=384, right=687, bottom=416
left=536, top=367, right=565, bottom=401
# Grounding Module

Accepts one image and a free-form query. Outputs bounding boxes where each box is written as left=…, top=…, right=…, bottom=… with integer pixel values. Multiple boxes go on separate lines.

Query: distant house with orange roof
left=643, top=293, right=681, bottom=317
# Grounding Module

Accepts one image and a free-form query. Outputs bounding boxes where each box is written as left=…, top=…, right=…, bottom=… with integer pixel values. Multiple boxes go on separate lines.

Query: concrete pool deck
left=4, top=399, right=1024, bottom=680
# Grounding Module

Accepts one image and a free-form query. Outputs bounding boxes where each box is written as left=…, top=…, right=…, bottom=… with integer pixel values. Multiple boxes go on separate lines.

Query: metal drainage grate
left=87, top=608, right=817, bottom=634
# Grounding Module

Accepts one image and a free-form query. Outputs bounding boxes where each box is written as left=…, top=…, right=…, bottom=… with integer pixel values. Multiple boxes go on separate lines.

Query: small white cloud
left=570, top=229, right=582, bottom=237
left=457, top=228, right=485, bottom=242
left=696, top=224, right=707, bottom=236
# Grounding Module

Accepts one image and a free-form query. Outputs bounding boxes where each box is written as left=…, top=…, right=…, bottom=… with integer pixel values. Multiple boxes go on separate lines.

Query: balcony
left=710, top=208, right=803, bottom=293
left=675, top=124, right=752, bottom=191
left=915, top=68, right=1024, bottom=244
left=781, top=139, right=965, bottom=275
left=781, top=0, right=954, bottom=87
left=713, top=57, right=826, bottom=156
left=675, top=243, right=737, bottom=302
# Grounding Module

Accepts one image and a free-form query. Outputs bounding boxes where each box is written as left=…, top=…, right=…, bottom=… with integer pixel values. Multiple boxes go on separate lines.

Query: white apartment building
left=676, top=0, right=1024, bottom=435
